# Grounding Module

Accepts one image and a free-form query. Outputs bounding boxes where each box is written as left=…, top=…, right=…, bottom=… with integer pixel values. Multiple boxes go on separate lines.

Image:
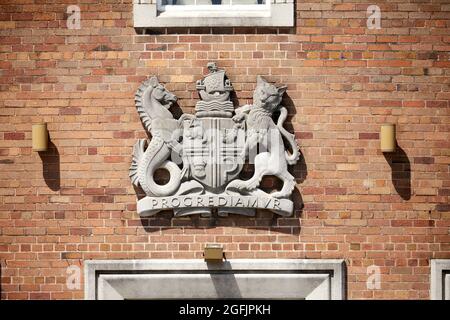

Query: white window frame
left=133, top=0, right=294, bottom=28
left=158, top=1, right=270, bottom=17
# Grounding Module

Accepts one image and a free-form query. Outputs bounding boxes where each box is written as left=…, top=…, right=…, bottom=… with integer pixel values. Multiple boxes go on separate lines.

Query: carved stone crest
left=130, top=62, right=300, bottom=217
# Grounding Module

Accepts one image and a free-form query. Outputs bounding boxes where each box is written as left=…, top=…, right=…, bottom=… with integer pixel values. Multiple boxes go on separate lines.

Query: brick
left=435, top=204, right=450, bottom=212
left=295, top=132, right=313, bottom=139
left=70, top=228, right=92, bottom=236
left=113, top=131, right=134, bottom=139
left=336, top=164, right=359, bottom=171
left=60, top=107, right=81, bottom=115
left=325, top=187, right=347, bottom=195
left=4, top=132, right=25, bottom=140
left=104, top=156, right=126, bottom=163
left=413, top=157, right=434, bottom=164
left=359, top=132, right=379, bottom=140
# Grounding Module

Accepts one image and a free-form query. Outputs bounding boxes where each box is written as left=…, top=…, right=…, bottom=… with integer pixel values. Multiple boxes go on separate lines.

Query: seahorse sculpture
left=129, top=76, right=183, bottom=197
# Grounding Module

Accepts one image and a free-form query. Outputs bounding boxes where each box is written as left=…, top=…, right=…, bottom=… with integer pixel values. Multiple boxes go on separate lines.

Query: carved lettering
left=273, top=198, right=281, bottom=210
left=183, top=197, right=192, bottom=207
left=137, top=195, right=293, bottom=217
left=218, top=196, right=227, bottom=206
left=248, top=198, right=258, bottom=208
left=171, top=198, right=180, bottom=207
left=264, top=198, right=272, bottom=208
left=196, top=196, right=204, bottom=207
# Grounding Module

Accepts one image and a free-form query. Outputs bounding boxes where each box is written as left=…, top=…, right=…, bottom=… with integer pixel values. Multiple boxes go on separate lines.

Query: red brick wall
left=0, top=0, right=449, bottom=300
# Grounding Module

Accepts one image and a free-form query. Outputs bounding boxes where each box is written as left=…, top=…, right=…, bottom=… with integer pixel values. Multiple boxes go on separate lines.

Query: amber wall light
left=203, top=244, right=224, bottom=261
left=32, top=123, right=48, bottom=152
left=380, top=123, right=396, bottom=153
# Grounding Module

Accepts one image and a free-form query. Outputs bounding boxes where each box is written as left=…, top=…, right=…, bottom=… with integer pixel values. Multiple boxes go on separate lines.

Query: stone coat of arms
left=130, top=63, right=300, bottom=217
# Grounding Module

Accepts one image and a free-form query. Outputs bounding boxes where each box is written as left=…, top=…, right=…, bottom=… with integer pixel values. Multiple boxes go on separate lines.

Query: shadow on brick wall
left=38, top=140, right=60, bottom=191
left=283, top=93, right=307, bottom=215
left=383, top=145, right=411, bottom=200
left=140, top=210, right=301, bottom=236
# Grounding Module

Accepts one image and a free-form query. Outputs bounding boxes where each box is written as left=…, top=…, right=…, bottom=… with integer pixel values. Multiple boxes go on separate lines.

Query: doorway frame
left=84, top=259, right=346, bottom=300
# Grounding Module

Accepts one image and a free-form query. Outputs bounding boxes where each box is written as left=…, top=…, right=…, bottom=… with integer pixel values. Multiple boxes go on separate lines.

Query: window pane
left=161, top=0, right=195, bottom=5
left=160, top=0, right=265, bottom=4
left=232, top=0, right=265, bottom=3
left=197, top=0, right=232, bottom=4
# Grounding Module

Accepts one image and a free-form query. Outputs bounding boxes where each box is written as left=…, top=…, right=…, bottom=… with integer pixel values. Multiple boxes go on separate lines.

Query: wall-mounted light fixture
left=32, top=123, right=48, bottom=152
left=380, top=123, right=396, bottom=153
left=203, top=244, right=224, bottom=262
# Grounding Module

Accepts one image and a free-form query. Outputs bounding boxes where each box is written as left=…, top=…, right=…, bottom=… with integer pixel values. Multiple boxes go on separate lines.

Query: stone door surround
left=431, top=259, right=450, bottom=300
left=85, top=259, right=346, bottom=300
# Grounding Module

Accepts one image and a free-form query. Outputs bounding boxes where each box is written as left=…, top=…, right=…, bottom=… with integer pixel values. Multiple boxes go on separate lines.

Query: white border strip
left=431, top=259, right=450, bottom=300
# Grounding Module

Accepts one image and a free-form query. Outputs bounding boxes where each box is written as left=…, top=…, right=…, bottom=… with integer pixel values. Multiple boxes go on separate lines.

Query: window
left=158, top=0, right=269, bottom=17
left=133, top=0, right=294, bottom=28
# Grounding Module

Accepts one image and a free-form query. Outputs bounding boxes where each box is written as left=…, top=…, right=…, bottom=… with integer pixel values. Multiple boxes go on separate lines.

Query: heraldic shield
left=129, top=62, right=300, bottom=217
left=182, top=117, right=246, bottom=190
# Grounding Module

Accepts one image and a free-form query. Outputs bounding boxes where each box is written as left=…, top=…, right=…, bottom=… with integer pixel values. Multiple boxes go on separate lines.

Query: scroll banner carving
left=138, top=195, right=293, bottom=217
left=130, top=62, right=300, bottom=217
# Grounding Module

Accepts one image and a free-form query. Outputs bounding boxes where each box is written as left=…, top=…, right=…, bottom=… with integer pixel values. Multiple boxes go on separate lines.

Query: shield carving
left=182, top=117, right=245, bottom=191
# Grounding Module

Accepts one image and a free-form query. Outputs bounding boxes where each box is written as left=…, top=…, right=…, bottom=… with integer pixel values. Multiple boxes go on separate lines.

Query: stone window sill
left=133, top=0, right=294, bottom=28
